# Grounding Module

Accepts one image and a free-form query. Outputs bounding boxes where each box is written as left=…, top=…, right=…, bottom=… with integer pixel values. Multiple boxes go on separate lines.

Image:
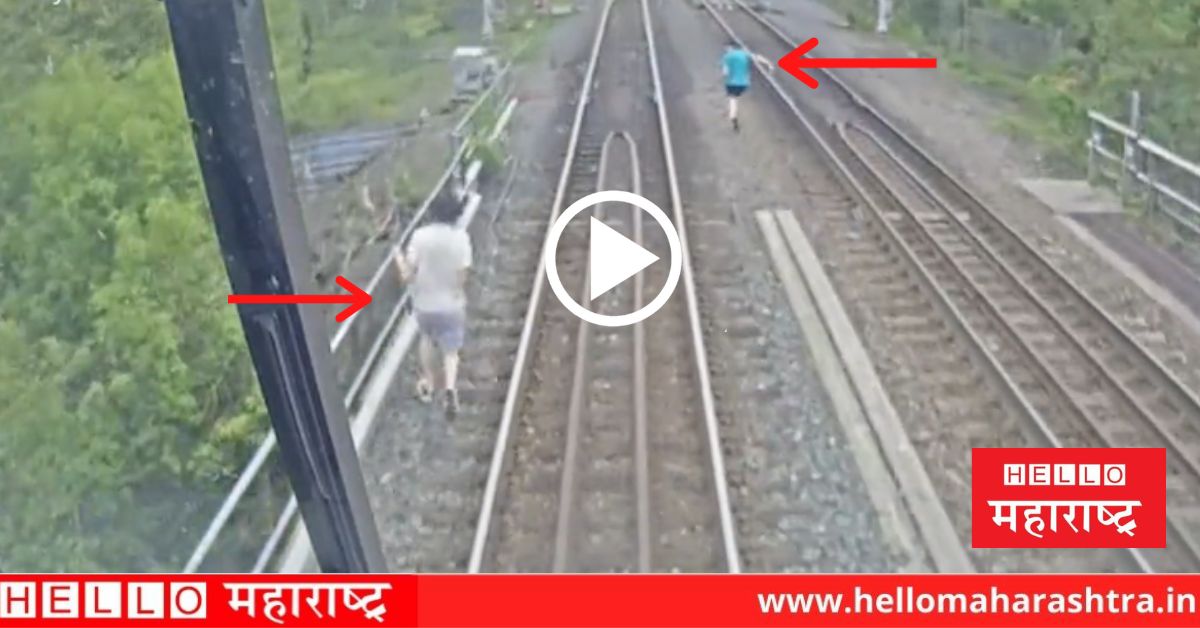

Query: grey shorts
left=416, top=309, right=466, bottom=352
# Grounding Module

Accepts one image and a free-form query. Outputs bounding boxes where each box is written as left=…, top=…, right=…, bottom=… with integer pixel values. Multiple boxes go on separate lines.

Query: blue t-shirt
left=723, top=48, right=752, bottom=88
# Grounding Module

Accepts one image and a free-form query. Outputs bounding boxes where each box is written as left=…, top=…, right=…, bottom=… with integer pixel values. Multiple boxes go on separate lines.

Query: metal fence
left=821, top=2, right=1200, bottom=233
left=829, top=0, right=1064, bottom=78
left=910, top=0, right=1064, bottom=77
left=1087, top=93, right=1200, bottom=238
left=961, top=6, right=1062, bottom=75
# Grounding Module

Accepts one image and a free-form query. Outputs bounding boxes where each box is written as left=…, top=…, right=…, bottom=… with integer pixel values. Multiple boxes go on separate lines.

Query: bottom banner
left=1, top=574, right=1198, bottom=627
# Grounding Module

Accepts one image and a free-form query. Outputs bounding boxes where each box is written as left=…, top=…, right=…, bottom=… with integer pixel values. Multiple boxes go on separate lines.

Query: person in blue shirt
left=721, top=40, right=770, bottom=132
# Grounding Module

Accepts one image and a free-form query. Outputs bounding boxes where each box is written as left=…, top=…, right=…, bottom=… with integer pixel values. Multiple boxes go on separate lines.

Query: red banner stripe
left=2, top=574, right=1200, bottom=628
left=415, top=574, right=1198, bottom=627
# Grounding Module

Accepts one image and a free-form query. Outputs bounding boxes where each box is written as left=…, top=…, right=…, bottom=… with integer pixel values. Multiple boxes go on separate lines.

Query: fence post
left=1086, top=116, right=1098, bottom=186
left=450, top=130, right=466, bottom=195
left=482, top=0, right=495, bottom=43
left=958, top=0, right=969, bottom=54
left=1120, top=89, right=1141, bottom=204
left=1145, top=152, right=1159, bottom=216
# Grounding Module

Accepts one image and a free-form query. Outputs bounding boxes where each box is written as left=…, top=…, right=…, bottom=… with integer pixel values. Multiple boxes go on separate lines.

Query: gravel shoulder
left=655, top=0, right=903, bottom=572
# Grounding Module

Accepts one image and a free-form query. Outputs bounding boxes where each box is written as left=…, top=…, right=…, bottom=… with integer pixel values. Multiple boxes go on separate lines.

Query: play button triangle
left=589, top=217, right=659, bottom=301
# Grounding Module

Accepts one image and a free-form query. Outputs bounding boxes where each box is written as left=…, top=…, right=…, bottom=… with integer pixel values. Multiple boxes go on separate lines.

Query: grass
left=499, top=9, right=556, bottom=65
left=825, top=0, right=1200, bottom=260
left=822, top=0, right=1090, bottom=177
left=269, top=2, right=470, bottom=135
left=281, top=0, right=558, bottom=240
left=268, top=0, right=556, bottom=137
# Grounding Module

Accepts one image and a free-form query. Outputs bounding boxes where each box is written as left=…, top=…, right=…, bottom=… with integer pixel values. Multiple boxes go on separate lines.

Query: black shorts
left=725, top=84, right=747, bottom=97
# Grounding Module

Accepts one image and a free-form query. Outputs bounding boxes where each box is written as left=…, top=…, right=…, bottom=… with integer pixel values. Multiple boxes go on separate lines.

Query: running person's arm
left=395, top=235, right=421, bottom=284
left=394, top=251, right=412, bottom=283
left=750, top=51, right=773, bottom=72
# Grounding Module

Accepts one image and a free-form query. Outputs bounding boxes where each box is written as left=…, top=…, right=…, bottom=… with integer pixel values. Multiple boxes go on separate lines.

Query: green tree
left=0, top=0, right=487, bottom=571
left=0, top=19, right=268, bottom=570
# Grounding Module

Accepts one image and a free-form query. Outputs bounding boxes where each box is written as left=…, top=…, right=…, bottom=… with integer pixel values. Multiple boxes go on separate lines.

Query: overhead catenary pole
left=482, top=0, right=495, bottom=43
left=876, top=0, right=893, bottom=33
left=162, top=0, right=386, bottom=573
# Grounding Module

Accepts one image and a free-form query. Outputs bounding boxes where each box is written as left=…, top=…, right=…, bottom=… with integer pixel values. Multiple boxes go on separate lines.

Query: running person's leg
left=416, top=309, right=467, bottom=414
left=725, top=84, right=746, bottom=130
left=439, top=310, right=466, bottom=414
left=443, top=351, right=460, bottom=411
left=415, top=331, right=436, bottom=402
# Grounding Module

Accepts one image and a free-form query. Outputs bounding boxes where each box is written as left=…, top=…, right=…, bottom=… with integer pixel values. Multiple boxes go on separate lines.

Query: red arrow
left=778, top=38, right=937, bottom=89
left=228, top=275, right=372, bottom=323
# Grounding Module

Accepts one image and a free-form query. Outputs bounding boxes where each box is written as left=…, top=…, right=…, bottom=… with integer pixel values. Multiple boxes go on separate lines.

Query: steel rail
left=725, top=0, right=1200, bottom=571
left=468, top=0, right=618, bottom=573
left=471, top=0, right=740, bottom=573
left=552, top=132, right=612, bottom=572
left=736, top=0, right=1200, bottom=569
left=835, top=122, right=1156, bottom=573
left=629, top=128, right=652, bottom=574
left=642, top=0, right=741, bottom=574
left=732, top=0, right=1200, bottom=437
left=837, top=121, right=1089, bottom=447
left=701, top=0, right=1001, bottom=573
left=551, top=131, right=650, bottom=572
left=843, top=122, right=1200, bottom=571
left=707, top=0, right=1142, bottom=572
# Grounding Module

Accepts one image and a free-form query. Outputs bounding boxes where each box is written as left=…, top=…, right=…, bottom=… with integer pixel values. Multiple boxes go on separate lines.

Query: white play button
left=589, top=217, right=659, bottom=300
left=545, top=190, right=683, bottom=328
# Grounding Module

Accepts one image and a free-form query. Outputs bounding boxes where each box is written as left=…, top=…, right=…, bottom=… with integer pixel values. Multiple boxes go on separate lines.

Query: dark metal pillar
left=163, top=0, right=386, bottom=573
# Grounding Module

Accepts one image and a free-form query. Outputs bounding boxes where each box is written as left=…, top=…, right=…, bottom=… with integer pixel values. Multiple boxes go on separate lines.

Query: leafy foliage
left=268, top=0, right=458, bottom=135
left=0, top=0, right=478, bottom=571
left=832, top=0, right=1200, bottom=165
left=1006, top=0, right=1200, bottom=162
left=0, top=10, right=262, bottom=567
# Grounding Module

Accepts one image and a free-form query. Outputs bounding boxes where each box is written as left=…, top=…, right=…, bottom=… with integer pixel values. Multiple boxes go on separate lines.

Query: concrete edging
left=756, top=209, right=974, bottom=574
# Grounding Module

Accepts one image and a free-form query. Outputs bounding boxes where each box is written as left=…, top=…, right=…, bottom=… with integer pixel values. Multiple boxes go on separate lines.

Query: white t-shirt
left=405, top=223, right=472, bottom=313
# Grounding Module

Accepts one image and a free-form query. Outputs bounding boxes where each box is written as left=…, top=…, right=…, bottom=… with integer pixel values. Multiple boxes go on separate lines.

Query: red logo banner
left=971, top=448, right=1166, bottom=548
left=0, top=576, right=413, bottom=628
left=1, top=574, right=1199, bottom=627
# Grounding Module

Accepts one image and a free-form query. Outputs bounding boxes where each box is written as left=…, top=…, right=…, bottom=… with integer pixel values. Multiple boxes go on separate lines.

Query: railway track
left=468, top=0, right=739, bottom=573
left=553, top=131, right=647, bottom=571
left=706, top=0, right=1200, bottom=572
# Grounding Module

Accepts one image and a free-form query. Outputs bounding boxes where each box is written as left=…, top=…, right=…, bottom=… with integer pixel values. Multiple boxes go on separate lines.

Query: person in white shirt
left=395, top=198, right=472, bottom=415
